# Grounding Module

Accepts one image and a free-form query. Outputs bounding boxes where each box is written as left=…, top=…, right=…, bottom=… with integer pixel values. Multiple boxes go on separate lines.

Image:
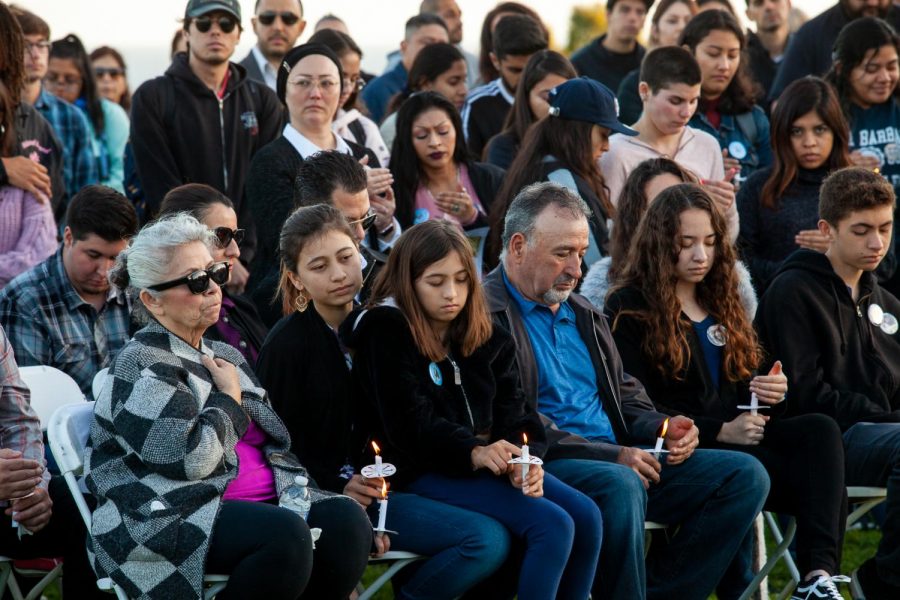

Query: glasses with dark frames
left=148, top=262, right=231, bottom=294
left=194, top=15, right=238, bottom=34
left=94, top=67, right=125, bottom=79
left=347, top=209, right=377, bottom=231
left=213, top=227, right=245, bottom=248
left=257, top=11, right=301, bottom=26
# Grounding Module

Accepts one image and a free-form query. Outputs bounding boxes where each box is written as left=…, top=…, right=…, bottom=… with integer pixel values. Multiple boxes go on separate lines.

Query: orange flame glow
left=372, top=441, right=381, bottom=455
left=381, top=480, right=388, bottom=499
left=659, top=418, right=669, bottom=438
left=523, top=433, right=528, bottom=445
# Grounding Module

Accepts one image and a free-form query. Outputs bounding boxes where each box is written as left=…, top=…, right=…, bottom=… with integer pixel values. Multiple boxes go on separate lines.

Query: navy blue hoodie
left=755, top=249, right=900, bottom=429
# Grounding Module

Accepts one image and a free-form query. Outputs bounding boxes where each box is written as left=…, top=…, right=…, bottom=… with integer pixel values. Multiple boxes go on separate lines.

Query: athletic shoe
left=791, top=574, right=849, bottom=599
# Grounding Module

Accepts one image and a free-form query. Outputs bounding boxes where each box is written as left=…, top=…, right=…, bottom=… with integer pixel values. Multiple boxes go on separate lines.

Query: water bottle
left=279, top=475, right=311, bottom=520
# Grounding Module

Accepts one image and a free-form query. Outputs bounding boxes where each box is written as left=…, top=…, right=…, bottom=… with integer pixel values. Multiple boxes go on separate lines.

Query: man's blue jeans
left=546, top=448, right=769, bottom=600
left=366, top=491, right=511, bottom=600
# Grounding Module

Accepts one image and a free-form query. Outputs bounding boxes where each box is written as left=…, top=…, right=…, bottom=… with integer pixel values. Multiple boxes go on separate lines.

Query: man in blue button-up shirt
left=485, top=181, right=770, bottom=600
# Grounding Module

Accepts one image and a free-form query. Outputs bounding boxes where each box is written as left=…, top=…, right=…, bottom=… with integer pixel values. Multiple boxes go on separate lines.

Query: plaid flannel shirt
left=34, top=89, right=100, bottom=198
left=0, top=325, right=49, bottom=490
left=0, top=248, right=131, bottom=397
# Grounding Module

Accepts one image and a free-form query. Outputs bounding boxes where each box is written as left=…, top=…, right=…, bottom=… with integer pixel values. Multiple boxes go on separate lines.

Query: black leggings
left=717, top=413, right=848, bottom=575
left=206, top=497, right=373, bottom=600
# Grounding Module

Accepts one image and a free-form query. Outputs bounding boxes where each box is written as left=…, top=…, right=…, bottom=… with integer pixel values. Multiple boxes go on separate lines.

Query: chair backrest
left=92, top=368, right=110, bottom=401
left=47, top=401, right=96, bottom=530
left=19, top=366, right=85, bottom=429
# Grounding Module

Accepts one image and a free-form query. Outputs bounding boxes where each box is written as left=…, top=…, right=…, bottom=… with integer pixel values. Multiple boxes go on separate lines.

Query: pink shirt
left=223, top=420, right=277, bottom=502
left=413, top=164, right=484, bottom=228
left=0, top=186, right=57, bottom=288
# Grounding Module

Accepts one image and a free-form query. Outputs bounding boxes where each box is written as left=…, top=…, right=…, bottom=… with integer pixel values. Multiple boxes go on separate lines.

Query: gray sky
left=16, top=0, right=830, bottom=87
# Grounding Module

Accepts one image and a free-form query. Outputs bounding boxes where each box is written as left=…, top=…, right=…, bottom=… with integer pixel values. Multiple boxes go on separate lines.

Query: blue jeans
left=365, top=491, right=511, bottom=600
left=406, top=471, right=602, bottom=600
left=844, top=422, right=900, bottom=586
left=546, top=448, right=769, bottom=600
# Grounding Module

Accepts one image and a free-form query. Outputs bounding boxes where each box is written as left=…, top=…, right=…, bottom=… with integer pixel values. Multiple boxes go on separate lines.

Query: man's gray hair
left=109, top=213, right=216, bottom=296
left=500, top=182, right=592, bottom=252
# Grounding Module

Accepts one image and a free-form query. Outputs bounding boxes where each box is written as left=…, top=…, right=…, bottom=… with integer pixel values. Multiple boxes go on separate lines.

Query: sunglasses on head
left=347, top=209, right=377, bottom=231
left=94, top=67, right=124, bottom=79
left=148, top=261, right=231, bottom=294
left=194, top=15, right=238, bottom=34
left=213, top=226, right=245, bottom=248
left=257, top=11, right=301, bottom=26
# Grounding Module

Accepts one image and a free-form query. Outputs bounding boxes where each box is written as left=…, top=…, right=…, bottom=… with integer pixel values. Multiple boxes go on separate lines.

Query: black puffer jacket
left=340, top=304, right=545, bottom=487
left=756, top=249, right=900, bottom=429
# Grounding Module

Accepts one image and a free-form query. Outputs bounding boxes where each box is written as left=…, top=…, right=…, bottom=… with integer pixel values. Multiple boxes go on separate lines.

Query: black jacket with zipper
left=605, top=285, right=784, bottom=446
left=756, top=249, right=900, bottom=430
left=483, top=267, right=666, bottom=463
left=130, top=53, right=284, bottom=259
left=340, top=304, right=546, bottom=487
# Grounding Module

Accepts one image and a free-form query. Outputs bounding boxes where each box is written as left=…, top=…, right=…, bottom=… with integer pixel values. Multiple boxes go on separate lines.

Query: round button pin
left=707, top=324, right=727, bottom=347
left=868, top=303, right=885, bottom=326
left=728, top=141, right=747, bottom=160
left=881, top=313, right=898, bottom=335
left=428, top=362, right=443, bottom=385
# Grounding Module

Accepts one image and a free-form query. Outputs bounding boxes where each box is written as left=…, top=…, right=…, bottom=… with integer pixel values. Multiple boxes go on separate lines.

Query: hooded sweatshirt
left=130, top=53, right=284, bottom=255
left=755, top=249, right=900, bottom=429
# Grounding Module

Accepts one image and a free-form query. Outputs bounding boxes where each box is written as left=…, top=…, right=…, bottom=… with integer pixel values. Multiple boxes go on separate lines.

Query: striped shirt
left=460, top=78, right=514, bottom=159
left=0, top=249, right=132, bottom=397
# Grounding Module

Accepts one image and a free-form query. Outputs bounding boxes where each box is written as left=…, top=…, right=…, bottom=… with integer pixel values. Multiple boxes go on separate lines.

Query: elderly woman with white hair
left=83, top=214, right=373, bottom=600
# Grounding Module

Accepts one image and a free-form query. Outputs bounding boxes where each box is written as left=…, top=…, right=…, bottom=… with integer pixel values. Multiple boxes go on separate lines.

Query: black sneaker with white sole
left=791, top=574, right=849, bottom=600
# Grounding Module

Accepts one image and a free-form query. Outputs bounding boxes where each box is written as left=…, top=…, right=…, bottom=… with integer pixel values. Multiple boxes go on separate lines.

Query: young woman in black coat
left=604, top=183, right=849, bottom=599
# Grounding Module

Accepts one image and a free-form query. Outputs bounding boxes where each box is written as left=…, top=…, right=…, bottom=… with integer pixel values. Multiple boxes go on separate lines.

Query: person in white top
left=600, top=46, right=738, bottom=241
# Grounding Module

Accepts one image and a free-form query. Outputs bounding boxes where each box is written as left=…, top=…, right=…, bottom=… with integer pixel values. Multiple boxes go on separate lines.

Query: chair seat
left=847, top=486, right=888, bottom=500
left=13, top=558, right=63, bottom=572
left=367, top=551, right=423, bottom=564
left=644, top=521, right=666, bottom=530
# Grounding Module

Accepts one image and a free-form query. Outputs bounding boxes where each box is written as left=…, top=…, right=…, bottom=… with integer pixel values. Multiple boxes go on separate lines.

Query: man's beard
left=541, top=274, right=578, bottom=305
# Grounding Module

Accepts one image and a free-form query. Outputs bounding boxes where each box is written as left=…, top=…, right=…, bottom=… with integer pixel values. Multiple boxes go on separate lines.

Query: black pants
left=0, top=476, right=106, bottom=599
left=717, top=413, right=848, bottom=575
left=206, top=497, right=373, bottom=600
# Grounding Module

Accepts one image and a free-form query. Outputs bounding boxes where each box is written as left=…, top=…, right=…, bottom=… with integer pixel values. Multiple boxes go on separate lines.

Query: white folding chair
left=644, top=520, right=667, bottom=557
left=357, top=551, right=426, bottom=600
left=48, top=402, right=229, bottom=599
left=846, top=486, right=888, bottom=529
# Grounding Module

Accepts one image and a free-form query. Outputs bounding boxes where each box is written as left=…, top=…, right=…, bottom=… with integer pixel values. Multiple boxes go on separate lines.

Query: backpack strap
left=347, top=118, right=368, bottom=146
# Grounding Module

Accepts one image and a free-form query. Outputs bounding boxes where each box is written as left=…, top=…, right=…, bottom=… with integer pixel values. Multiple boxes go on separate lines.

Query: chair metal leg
left=19, top=563, right=64, bottom=600
left=358, top=558, right=420, bottom=600
left=847, top=498, right=887, bottom=530
left=738, top=515, right=798, bottom=600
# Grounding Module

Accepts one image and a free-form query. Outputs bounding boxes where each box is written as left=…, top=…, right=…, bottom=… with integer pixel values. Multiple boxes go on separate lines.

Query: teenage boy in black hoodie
left=130, top=0, right=284, bottom=292
left=756, top=167, right=900, bottom=600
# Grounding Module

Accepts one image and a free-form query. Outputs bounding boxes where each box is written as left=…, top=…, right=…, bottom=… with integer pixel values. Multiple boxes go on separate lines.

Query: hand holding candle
left=508, top=433, right=543, bottom=496
left=742, top=361, right=787, bottom=414
left=653, top=418, right=669, bottom=460
left=363, top=440, right=398, bottom=536
left=376, top=480, right=388, bottom=537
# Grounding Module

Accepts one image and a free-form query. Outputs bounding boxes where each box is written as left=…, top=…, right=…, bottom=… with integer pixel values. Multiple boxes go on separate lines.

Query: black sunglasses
left=257, top=11, right=301, bottom=26
left=94, top=67, right=124, bottom=79
left=347, top=210, right=377, bottom=231
left=194, top=15, right=238, bottom=34
left=148, top=262, right=231, bottom=294
left=213, top=227, right=245, bottom=248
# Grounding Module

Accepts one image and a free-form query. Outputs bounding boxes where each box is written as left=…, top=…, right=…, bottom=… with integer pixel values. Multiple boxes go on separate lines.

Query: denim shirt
left=690, top=105, right=772, bottom=184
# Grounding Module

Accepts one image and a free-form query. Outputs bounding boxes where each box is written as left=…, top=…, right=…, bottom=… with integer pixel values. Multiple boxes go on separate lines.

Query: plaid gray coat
left=84, top=319, right=327, bottom=599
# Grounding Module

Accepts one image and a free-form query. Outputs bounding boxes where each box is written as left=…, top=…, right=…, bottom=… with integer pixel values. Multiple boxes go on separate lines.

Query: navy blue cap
left=185, top=0, right=241, bottom=21
left=547, top=77, right=637, bottom=137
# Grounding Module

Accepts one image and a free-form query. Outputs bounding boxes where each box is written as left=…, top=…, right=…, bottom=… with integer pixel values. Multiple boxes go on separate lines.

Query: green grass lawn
left=35, top=529, right=879, bottom=600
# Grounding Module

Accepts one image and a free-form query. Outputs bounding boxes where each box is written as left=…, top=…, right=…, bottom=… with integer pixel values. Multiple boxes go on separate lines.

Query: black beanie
left=276, top=43, right=345, bottom=105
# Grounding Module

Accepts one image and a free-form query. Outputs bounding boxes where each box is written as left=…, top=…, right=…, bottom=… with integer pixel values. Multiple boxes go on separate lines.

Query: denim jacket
left=690, top=105, right=772, bottom=184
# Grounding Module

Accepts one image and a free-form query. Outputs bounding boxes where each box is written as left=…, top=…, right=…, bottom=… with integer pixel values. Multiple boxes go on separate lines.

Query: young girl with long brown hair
left=342, top=219, right=602, bottom=600
left=605, top=183, right=850, bottom=599
left=737, top=77, right=851, bottom=293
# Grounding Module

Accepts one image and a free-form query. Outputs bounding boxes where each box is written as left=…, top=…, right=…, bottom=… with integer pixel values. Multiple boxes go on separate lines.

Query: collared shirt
left=502, top=270, right=616, bottom=442
left=33, top=88, right=99, bottom=199
left=0, top=248, right=132, bottom=397
left=282, top=123, right=353, bottom=158
left=251, top=45, right=278, bottom=91
left=0, top=325, right=48, bottom=490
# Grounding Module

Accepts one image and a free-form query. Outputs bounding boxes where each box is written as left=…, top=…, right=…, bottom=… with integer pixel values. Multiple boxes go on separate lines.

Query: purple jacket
left=0, top=186, right=57, bottom=288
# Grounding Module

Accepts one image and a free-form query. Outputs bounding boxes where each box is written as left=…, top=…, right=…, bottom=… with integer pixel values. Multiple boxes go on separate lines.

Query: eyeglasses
left=148, top=261, right=231, bottom=294
left=288, top=77, right=340, bottom=94
left=347, top=209, right=377, bottom=231
left=257, top=11, right=301, bottom=26
left=24, top=41, right=51, bottom=55
left=44, top=73, right=82, bottom=90
left=213, top=226, right=245, bottom=248
left=342, top=76, right=366, bottom=92
left=194, top=15, right=238, bottom=34
left=94, top=67, right=125, bottom=79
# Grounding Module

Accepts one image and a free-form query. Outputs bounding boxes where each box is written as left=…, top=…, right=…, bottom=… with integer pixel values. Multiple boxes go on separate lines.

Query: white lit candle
left=376, top=481, right=388, bottom=535
left=373, top=441, right=383, bottom=469
left=653, top=418, right=669, bottom=460
left=521, top=434, right=530, bottom=495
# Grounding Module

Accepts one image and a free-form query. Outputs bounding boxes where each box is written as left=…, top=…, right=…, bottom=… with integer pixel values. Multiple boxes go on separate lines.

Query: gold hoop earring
left=293, top=294, right=309, bottom=312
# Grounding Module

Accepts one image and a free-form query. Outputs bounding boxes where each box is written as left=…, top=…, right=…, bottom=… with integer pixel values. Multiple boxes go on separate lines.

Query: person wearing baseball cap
left=129, top=0, right=285, bottom=295
left=488, top=77, right=635, bottom=268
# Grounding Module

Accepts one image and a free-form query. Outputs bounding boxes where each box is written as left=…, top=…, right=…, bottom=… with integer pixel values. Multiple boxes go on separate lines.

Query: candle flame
left=372, top=440, right=381, bottom=455
left=523, top=433, right=528, bottom=444
left=659, top=418, right=669, bottom=438
left=381, top=480, right=387, bottom=499
left=769, top=361, right=782, bottom=376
